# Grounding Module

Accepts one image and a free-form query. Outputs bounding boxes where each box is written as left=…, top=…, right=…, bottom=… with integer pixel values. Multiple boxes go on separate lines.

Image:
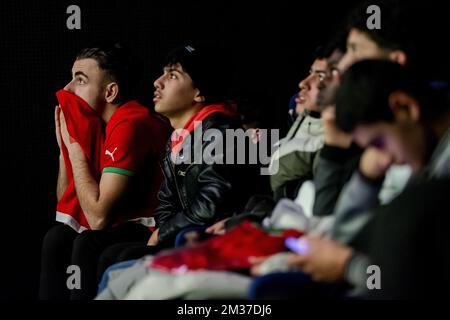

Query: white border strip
left=56, top=211, right=156, bottom=233
left=56, top=211, right=88, bottom=233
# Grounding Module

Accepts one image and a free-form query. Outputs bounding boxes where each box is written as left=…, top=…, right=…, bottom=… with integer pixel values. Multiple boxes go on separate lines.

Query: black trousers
left=96, top=242, right=160, bottom=282
left=39, top=222, right=150, bottom=300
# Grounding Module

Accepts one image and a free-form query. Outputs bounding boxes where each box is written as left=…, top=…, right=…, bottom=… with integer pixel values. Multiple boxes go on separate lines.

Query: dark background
left=0, top=0, right=448, bottom=300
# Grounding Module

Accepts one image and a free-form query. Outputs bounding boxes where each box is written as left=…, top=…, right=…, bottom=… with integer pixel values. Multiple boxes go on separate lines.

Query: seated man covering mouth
left=39, top=42, right=170, bottom=300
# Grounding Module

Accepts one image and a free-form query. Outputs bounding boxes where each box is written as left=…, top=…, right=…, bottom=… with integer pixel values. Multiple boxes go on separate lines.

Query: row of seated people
left=39, top=0, right=450, bottom=300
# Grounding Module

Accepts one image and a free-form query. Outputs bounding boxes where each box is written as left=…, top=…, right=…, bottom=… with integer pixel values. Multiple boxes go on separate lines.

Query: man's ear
left=193, top=89, right=205, bottom=103
left=388, top=50, right=408, bottom=66
left=105, top=82, right=119, bottom=104
left=388, top=90, right=420, bottom=123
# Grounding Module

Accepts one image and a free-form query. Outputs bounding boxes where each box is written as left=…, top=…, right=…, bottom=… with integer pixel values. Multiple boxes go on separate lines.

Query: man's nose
left=154, top=75, right=164, bottom=90
left=299, top=75, right=311, bottom=90
left=64, top=80, right=74, bottom=93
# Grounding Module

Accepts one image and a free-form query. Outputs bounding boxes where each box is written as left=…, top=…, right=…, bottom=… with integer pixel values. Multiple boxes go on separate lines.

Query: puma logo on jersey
left=105, top=147, right=118, bottom=162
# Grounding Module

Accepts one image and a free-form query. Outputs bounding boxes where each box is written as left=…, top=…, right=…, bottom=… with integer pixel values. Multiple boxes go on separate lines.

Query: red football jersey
left=56, top=90, right=170, bottom=232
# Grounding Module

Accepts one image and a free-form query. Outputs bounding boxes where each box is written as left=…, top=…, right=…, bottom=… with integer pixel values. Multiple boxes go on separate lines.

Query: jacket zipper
left=167, top=121, right=215, bottom=212
left=166, top=158, right=189, bottom=211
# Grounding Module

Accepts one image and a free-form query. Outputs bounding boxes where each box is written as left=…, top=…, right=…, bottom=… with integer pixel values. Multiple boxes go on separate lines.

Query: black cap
left=165, top=44, right=231, bottom=104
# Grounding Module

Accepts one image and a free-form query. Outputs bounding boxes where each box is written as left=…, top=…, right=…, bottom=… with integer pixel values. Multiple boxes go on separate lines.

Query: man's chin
left=154, top=104, right=164, bottom=114
left=154, top=106, right=172, bottom=118
left=295, top=103, right=305, bottom=115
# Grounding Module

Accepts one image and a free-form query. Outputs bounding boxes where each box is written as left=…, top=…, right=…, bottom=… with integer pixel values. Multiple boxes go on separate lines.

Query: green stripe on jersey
left=103, top=167, right=134, bottom=177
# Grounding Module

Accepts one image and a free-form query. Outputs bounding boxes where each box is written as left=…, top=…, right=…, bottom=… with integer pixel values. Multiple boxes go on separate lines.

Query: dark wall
left=0, top=0, right=448, bottom=300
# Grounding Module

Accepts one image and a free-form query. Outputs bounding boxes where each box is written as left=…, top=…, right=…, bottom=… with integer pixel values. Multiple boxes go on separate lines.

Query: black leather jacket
left=154, top=113, right=267, bottom=246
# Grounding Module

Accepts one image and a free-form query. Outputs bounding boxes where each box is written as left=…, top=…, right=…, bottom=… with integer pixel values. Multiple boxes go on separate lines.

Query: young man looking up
left=96, top=45, right=262, bottom=274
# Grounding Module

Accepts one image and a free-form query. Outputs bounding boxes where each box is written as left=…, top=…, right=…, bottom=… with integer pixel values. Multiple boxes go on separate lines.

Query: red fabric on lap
left=149, top=221, right=303, bottom=272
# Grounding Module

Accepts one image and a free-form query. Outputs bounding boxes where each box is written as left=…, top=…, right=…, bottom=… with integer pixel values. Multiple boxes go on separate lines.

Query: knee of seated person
left=97, top=243, right=134, bottom=270
left=98, top=242, right=122, bottom=261
left=71, top=230, right=101, bottom=256
left=41, top=224, right=77, bottom=254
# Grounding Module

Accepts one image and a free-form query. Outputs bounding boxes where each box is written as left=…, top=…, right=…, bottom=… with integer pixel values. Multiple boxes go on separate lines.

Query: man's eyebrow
left=73, top=71, right=88, bottom=79
left=164, top=66, right=183, bottom=74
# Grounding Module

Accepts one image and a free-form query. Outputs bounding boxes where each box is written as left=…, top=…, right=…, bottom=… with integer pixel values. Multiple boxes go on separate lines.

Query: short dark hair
left=164, top=44, right=231, bottom=104
left=312, top=31, right=347, bottom=64
left=324, top=30, right=348, bottom=56
left=346, top=0, right=414, bottom=57
left=313, top=46, right=328, bottom=61
left=76, top=42, right=143, bottom=102
left=335, top=60, right=450, bottom=132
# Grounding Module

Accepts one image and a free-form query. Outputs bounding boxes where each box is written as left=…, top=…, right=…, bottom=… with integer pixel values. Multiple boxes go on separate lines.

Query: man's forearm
left=68, top=144, right=106, bottom=229
left=56, top=154, right=69, bottom=201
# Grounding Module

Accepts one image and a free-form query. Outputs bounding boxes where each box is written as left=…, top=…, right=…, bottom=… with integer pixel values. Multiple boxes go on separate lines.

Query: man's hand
left=147, top=229, right=159, bottom=246
left=287, top=236, right=353, bottom=282
left=248, top=256, right=271, bottom=276
left=205, top=218, right=230, bottom=235
left=321, top=106, right=352, bottom=148
left=59, top=109, right=80, bottom=153
left=55, top=105, right=69, bottom=201
left=359, top=147, right=393, bottom=180
left=55, top=105, right=63, bottom=149
left=59, top=108, right=85, bottom=162
left=58, top=108, right=130, bottom=230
